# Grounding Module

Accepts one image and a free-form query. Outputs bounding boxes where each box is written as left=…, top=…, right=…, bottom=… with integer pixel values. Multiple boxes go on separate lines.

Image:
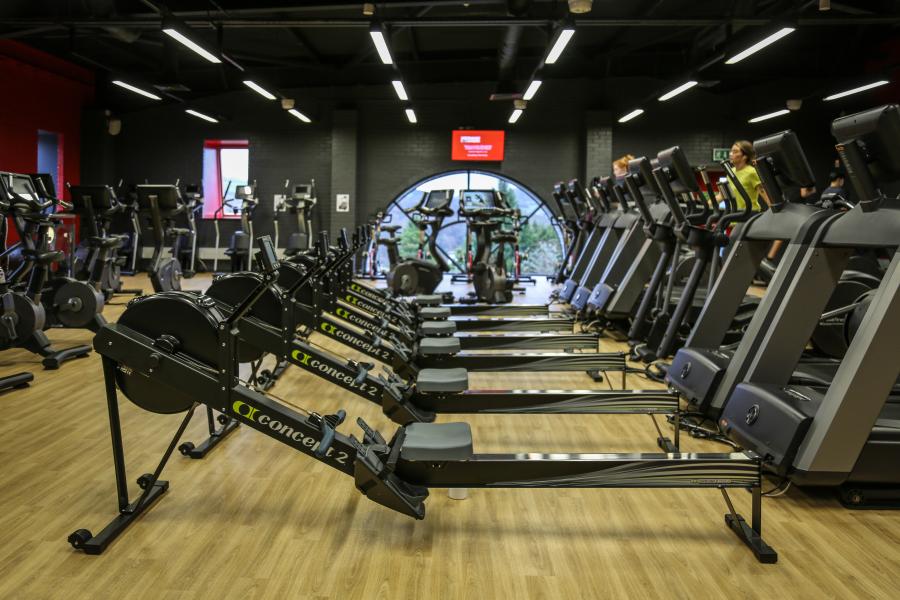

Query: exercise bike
left=384, top=189, right=453, bottom=296
left=458, top=189, right=517, bottom=304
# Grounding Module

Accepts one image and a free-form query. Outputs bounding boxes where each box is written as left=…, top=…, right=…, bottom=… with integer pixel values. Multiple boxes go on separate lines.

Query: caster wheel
left=137, top=473, right=153, bottom=490
left=216, top=414, right=229, bottom=426
left=178, top=442, right=195, bottom=456
left=68, top=529, right=93, bottom=548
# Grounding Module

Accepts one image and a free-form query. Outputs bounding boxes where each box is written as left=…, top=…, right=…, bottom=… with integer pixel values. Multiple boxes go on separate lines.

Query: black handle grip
left=354, top=362, right=373, bottom=385
left=315, top=409, right=346, bottom=458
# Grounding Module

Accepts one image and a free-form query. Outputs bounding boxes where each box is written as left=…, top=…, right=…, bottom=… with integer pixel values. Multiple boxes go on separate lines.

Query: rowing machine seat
left=416, top=368, right=469, bottom=393
left=418, top=337, right=461, bottom=356
left=413, top=294, right=443, bottom=306
left=419, top=307, right=450, bottom=320
left=419, top=320, right=457, bottom=336
left=401, top=422, right=474, bottom=461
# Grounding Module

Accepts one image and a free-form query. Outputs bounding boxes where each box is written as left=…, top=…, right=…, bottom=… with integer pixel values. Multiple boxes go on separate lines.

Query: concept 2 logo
left=318, top=322, right=392, bottom=361
left=231, top=400, right=350, bottom=464
left=290, top=349, right=380, bottom=397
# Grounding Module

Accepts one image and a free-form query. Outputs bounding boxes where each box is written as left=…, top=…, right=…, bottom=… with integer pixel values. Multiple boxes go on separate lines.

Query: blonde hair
left=613, top=154, right=635, bottom=173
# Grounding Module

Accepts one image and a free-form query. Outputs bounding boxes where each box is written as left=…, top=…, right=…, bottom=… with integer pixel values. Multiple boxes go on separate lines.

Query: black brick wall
left=81, top=77, right=850, bottom=258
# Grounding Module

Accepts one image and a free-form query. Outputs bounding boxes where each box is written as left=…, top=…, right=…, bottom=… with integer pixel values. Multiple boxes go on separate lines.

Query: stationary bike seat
left=380, top=225, right=402, bottom=233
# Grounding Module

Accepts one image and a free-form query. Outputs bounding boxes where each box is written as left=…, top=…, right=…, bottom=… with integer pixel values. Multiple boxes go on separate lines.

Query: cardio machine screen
left=451, top=130, right=505, bottom=161
left=424, top=190, right=452, bottom=210
left=461, top=190, right=496, bottom=209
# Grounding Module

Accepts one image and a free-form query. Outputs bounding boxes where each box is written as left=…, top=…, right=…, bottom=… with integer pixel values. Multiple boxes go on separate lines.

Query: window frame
left=381, top=169, right=565, bottom=276
left=202, top=139, right=249, bottom=219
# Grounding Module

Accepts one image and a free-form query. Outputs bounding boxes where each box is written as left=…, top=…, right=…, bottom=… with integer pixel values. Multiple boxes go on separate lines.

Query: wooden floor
left=1, top=273, right=898, bottom=599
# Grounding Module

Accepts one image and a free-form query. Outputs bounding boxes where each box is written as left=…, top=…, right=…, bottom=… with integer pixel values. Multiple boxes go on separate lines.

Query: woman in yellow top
left=727, top=140, right=771, bottom=210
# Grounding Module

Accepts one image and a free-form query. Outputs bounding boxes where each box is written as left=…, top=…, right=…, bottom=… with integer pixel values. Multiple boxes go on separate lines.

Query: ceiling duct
left=492, top=1, right=531, bottom=100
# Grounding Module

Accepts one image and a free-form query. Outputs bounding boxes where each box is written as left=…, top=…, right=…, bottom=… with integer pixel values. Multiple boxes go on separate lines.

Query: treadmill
left=718, top=104, right=900, bottom=507
left=668, top=128, right=895, bottom=418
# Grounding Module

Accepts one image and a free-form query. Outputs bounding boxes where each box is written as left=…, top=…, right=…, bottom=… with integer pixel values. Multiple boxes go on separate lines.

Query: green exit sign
left=712, top=148, right=730, bottom=162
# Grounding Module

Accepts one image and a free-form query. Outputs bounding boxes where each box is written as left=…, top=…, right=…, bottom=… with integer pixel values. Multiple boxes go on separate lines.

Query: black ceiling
left=2, top=0, right=899, bottom=112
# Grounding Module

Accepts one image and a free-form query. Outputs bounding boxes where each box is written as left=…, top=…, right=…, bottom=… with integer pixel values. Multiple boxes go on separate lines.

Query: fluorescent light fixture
left=725, top=27, right=795, bottom=64
left=405, top=108, right=417, bottom=124
left=748, top=109, right=790, bottom=123
left=522, top=80, right=543, bottom=101
left=288, top=108, right=311, bottom=123
left=508, top=109, right=524, bottom=124
left=391, top=80, right=408, bottom=101
left=162, top=27, right=222, bottom=64
left=823, top=80, right=889, bottom=101
left=185, top=109, right=219, bottom=123
left=369, top=29, right=393, bottom=65
left=111, top=80, right=161, bottom=100
left=617, top=109, right=644, bottom=123
left=545, top=27, right=575, bottom=65
left=243, top=80, right=277, bottom=100
left=658, top=80, right=698, bottom=101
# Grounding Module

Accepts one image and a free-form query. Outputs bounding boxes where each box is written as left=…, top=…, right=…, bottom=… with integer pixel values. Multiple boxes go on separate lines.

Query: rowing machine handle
left=315, top=410, right=347, bottom=458
left=354, top=362, right=374, bottom=385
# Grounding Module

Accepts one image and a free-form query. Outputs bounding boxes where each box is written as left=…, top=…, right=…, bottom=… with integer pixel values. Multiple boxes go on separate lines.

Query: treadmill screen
left=451, top=130, right=505, bottom=161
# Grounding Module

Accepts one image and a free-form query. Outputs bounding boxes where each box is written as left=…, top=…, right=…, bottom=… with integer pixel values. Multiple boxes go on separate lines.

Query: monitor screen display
left=461, top=190, right=496, bottom=209
left=451, top=130, right=505, bottom=161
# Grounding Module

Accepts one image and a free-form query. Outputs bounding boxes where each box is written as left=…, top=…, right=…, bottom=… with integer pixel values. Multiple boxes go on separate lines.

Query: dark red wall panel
left=0, top=40, right=95, bottom=196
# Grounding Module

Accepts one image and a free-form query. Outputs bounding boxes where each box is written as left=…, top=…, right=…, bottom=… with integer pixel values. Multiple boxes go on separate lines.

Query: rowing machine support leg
left=178, top=407, right=240, bottom=459
left=721, top=485, right=778, bottom=564
left=448, top=488, right=468, bottom=500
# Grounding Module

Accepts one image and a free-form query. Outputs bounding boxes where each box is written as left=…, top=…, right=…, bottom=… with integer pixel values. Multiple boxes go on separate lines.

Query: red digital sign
left=452, top=130, right=505, bottom=161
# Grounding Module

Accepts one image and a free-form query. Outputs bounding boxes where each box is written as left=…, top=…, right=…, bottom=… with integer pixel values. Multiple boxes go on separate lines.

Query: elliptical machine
left=384, top=189, right=452, bottom=296
left=225, top=183, right=258, bottom=272
left=136, top=184, right=186, bottom=293
left=458, top=189, right=516, bottom=304
left=178, top=184, right=204, bottom=277
left=282, top=180, right=317, bottom=257
left=16, top=176, right=108, bottom=333
left=68, top=184, right=143, bottom=301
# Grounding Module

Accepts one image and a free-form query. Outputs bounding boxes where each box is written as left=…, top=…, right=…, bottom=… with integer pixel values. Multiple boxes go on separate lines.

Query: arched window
left=378, top=170, right=564, bottom=276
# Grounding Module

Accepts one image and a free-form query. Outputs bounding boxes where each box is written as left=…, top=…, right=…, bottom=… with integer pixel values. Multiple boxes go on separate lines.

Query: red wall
left=0, top=40, right=95, bottom=197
